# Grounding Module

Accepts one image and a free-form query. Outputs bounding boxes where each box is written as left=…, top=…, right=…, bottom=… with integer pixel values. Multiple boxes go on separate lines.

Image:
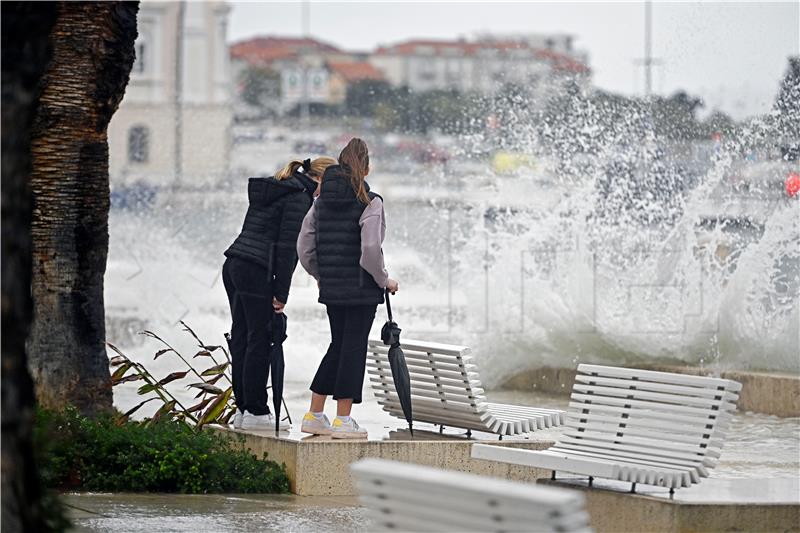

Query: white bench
left=351, top=458, right=592, bottom=533
left=367, top=338, right=564, bottom=436
left=473, top=364, right=742, bottom=492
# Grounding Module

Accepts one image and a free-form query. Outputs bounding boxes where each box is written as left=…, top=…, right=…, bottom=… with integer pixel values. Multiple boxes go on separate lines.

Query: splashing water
left=107, top=89, right=799, bottom=399
left=443, top=100, right=799, bottom=386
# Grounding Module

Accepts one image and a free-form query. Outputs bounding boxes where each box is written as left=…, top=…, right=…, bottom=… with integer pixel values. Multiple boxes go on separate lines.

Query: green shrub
left=35, top=407, right=290, bottom=494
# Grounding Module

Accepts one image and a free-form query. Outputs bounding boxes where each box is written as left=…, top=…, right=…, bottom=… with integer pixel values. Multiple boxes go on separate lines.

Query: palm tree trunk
left=2, top=3, right=58, bottom=532
left=28, top=1, right=139, bottom=415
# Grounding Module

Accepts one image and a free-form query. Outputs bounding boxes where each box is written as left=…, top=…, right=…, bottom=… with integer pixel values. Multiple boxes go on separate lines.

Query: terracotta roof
left=230, top=36, right=342, bottom=65
left=375, top=39, right=480, bottom=56
left=328, top=61, right=385, bottom=82
left=534, top=49, right=591, bottom=74
left=375, top=38, right=590, bottom=74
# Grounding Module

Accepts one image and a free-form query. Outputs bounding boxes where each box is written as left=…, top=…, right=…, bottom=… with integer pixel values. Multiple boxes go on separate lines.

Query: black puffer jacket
left=315, top=165, right=384, bottom=306
left=225, top=172, right=316, bottom=303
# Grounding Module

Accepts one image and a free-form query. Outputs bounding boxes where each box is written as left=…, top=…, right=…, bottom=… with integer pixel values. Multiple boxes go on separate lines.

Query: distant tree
left=649, top=90, right=705, bottom=140
left=773, top=56, right=800, bottom=138
left=27, top=1, right=139, bottom=416
left=700, top=109, right=736, bottom=138
left=2, top=3, right=59, bottom=532
left=239, top=65, right=281, bottom=109
left=345, top=79, right=393, bottom=117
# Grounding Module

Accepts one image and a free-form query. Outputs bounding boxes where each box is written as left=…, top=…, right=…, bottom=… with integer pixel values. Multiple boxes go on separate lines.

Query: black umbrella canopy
left=381, top=290, right=413, bottom=436
left=271, top=312, right=288, bottom=436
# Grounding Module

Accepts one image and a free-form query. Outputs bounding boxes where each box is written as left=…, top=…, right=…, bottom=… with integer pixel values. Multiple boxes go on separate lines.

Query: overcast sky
left=228, top=1, right=800, bottom=119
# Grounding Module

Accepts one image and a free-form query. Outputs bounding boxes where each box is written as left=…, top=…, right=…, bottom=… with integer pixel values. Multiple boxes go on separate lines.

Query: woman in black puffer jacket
left=223, top=156, right=336, bottom=430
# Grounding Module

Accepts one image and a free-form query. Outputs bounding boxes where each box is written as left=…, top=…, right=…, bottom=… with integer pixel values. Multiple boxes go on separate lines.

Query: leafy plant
left=107, top=321, right=241, bottom=428
left=34, top=407, right=290, bottom=494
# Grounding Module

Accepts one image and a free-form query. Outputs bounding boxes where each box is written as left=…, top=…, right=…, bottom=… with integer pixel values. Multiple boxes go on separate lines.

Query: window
left=132, top=35, right=147, bottom=75
left=128, top=125, right=149, bottom=163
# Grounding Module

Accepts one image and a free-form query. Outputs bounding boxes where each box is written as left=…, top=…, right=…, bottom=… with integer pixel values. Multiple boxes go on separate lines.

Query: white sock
left=336, top=415, right=351, bottom=422
left=311, top=411, right=325, bottom=418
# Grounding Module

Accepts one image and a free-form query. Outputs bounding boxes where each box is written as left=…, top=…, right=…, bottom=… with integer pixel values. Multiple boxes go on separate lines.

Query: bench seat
left=351, top=458, right=593, bottom=532
left=472, top=364, right=741, bottom=490
left=368, top=338, right=564, bottom=436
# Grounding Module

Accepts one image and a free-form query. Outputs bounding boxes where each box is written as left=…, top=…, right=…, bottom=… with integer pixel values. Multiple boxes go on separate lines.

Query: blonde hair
left=306, top=156, right=337, bottom=179
left=275, top=156, right=337, bottom=181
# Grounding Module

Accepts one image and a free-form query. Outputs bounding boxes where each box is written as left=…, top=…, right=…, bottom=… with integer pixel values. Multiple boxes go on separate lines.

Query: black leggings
left=222, top=257, right=273, bottom=416
left=310, top=304, right=377, bottom=404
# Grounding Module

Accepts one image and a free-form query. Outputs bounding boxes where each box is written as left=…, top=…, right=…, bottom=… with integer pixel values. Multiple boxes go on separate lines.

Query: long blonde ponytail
left=275, top=160, right=304, bottom=180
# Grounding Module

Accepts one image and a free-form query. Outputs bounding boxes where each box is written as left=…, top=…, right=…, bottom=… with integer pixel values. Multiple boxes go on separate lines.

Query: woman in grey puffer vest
left=224, top=156, right=335, bottom=431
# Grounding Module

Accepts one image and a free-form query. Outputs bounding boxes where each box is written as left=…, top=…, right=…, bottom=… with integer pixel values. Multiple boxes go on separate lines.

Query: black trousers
left=222, top=257, right=273, bottom=415
left=310, top=304, right=377, bottom=404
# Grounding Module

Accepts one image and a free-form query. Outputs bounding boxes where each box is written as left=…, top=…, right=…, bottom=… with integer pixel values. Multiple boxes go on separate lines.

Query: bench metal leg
left=498, top=435, right=503, bottom=441
left=669, top=488, right=675, bottom=498
left=551, top=471, right=556, bottom=480
left=439, top=425, right=444, bottom=434
left=630, top=483, right=637, bottom=494
left=465, top=429, right=472, bottom=438
left=588, top=476, right=593, bottom=487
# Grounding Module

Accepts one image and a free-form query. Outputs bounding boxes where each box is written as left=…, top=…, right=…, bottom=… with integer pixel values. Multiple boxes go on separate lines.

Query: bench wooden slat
left=572, top=383, right=736, bottom=410
left=565, top=406, right=722, bottom=436
left=369, top=376, right=486, bottom=398
left=374, top=391, right=487, bottom=414
left=548, top=446, right=707, bottom=481
left=565, top=416, right=723, bottom=449
left=369, top=350, right=478, bottom=372
left=369, top=338, right=471, bottom=356
left=560, top=429, right=720, bottom=460
left=570, top=392, right=733, bottom=420
left=377, top=385, right=482, bottom=405
left=578, top=364, right=742, bottom=392
left=367, top=363, right=481, bottom=385
left=367, top=359, right=478, bottom=380
left=574, top=374, right=740, bottom=401
left=368, top=370, right=485, bottom=391
left=556, top=435, right=715, bottom=466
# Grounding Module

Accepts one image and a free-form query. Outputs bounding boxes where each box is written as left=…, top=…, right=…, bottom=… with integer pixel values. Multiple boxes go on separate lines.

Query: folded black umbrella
left=271, top=312, right=289, bottom=436
left=381, top=289, right=413, bottom=436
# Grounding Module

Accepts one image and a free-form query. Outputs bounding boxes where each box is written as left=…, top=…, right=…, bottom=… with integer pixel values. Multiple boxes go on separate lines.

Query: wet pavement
left=67, top=388, right=798, bottom=532
left=65, top=493, right=366, bottom=533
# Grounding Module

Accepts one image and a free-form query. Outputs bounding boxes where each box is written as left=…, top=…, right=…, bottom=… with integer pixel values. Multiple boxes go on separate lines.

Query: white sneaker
left=241, top=411, right=290, bottom=431
left=330, top=417, right=368, bottom=439
left=300, top=412, right=332, bottom=435
left=232, top=409, right=244, bottom=429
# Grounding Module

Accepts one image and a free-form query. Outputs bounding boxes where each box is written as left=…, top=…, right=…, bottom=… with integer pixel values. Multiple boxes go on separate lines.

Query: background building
left=229, top=33, right=590, bottom=116
left=370, top=35, right=590, bottom=100
left=108, top=0, right=233, bottom=189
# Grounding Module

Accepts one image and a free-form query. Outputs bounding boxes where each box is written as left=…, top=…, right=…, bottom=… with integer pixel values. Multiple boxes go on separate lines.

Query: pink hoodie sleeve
left=296, top=202, right=319, bottom=280
left=359, top=196, right=389, bottom=288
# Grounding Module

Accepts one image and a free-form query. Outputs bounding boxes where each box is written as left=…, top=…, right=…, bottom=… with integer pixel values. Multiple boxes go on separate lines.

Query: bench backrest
left=367, top=338, right=491, bottom=430
left=562, top=364, right=742, bottom=469
left=352, top=458, right=592, bottom=533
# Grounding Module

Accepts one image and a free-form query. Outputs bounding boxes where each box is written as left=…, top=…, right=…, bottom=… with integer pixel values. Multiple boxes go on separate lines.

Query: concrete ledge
left=502, top=366, right=800, bottom=417
left=223, top=428, right=554, bottom=496
left=540, top=477, right=800, bottom=533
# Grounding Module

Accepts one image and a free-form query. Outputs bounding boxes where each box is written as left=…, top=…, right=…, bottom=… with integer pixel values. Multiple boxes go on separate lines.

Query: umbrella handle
left=384, top=288, right=393, bottom=322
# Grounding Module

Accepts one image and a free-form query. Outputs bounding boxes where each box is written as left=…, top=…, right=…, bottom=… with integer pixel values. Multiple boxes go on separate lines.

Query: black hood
left=248, top=172, right=316, bottom=206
